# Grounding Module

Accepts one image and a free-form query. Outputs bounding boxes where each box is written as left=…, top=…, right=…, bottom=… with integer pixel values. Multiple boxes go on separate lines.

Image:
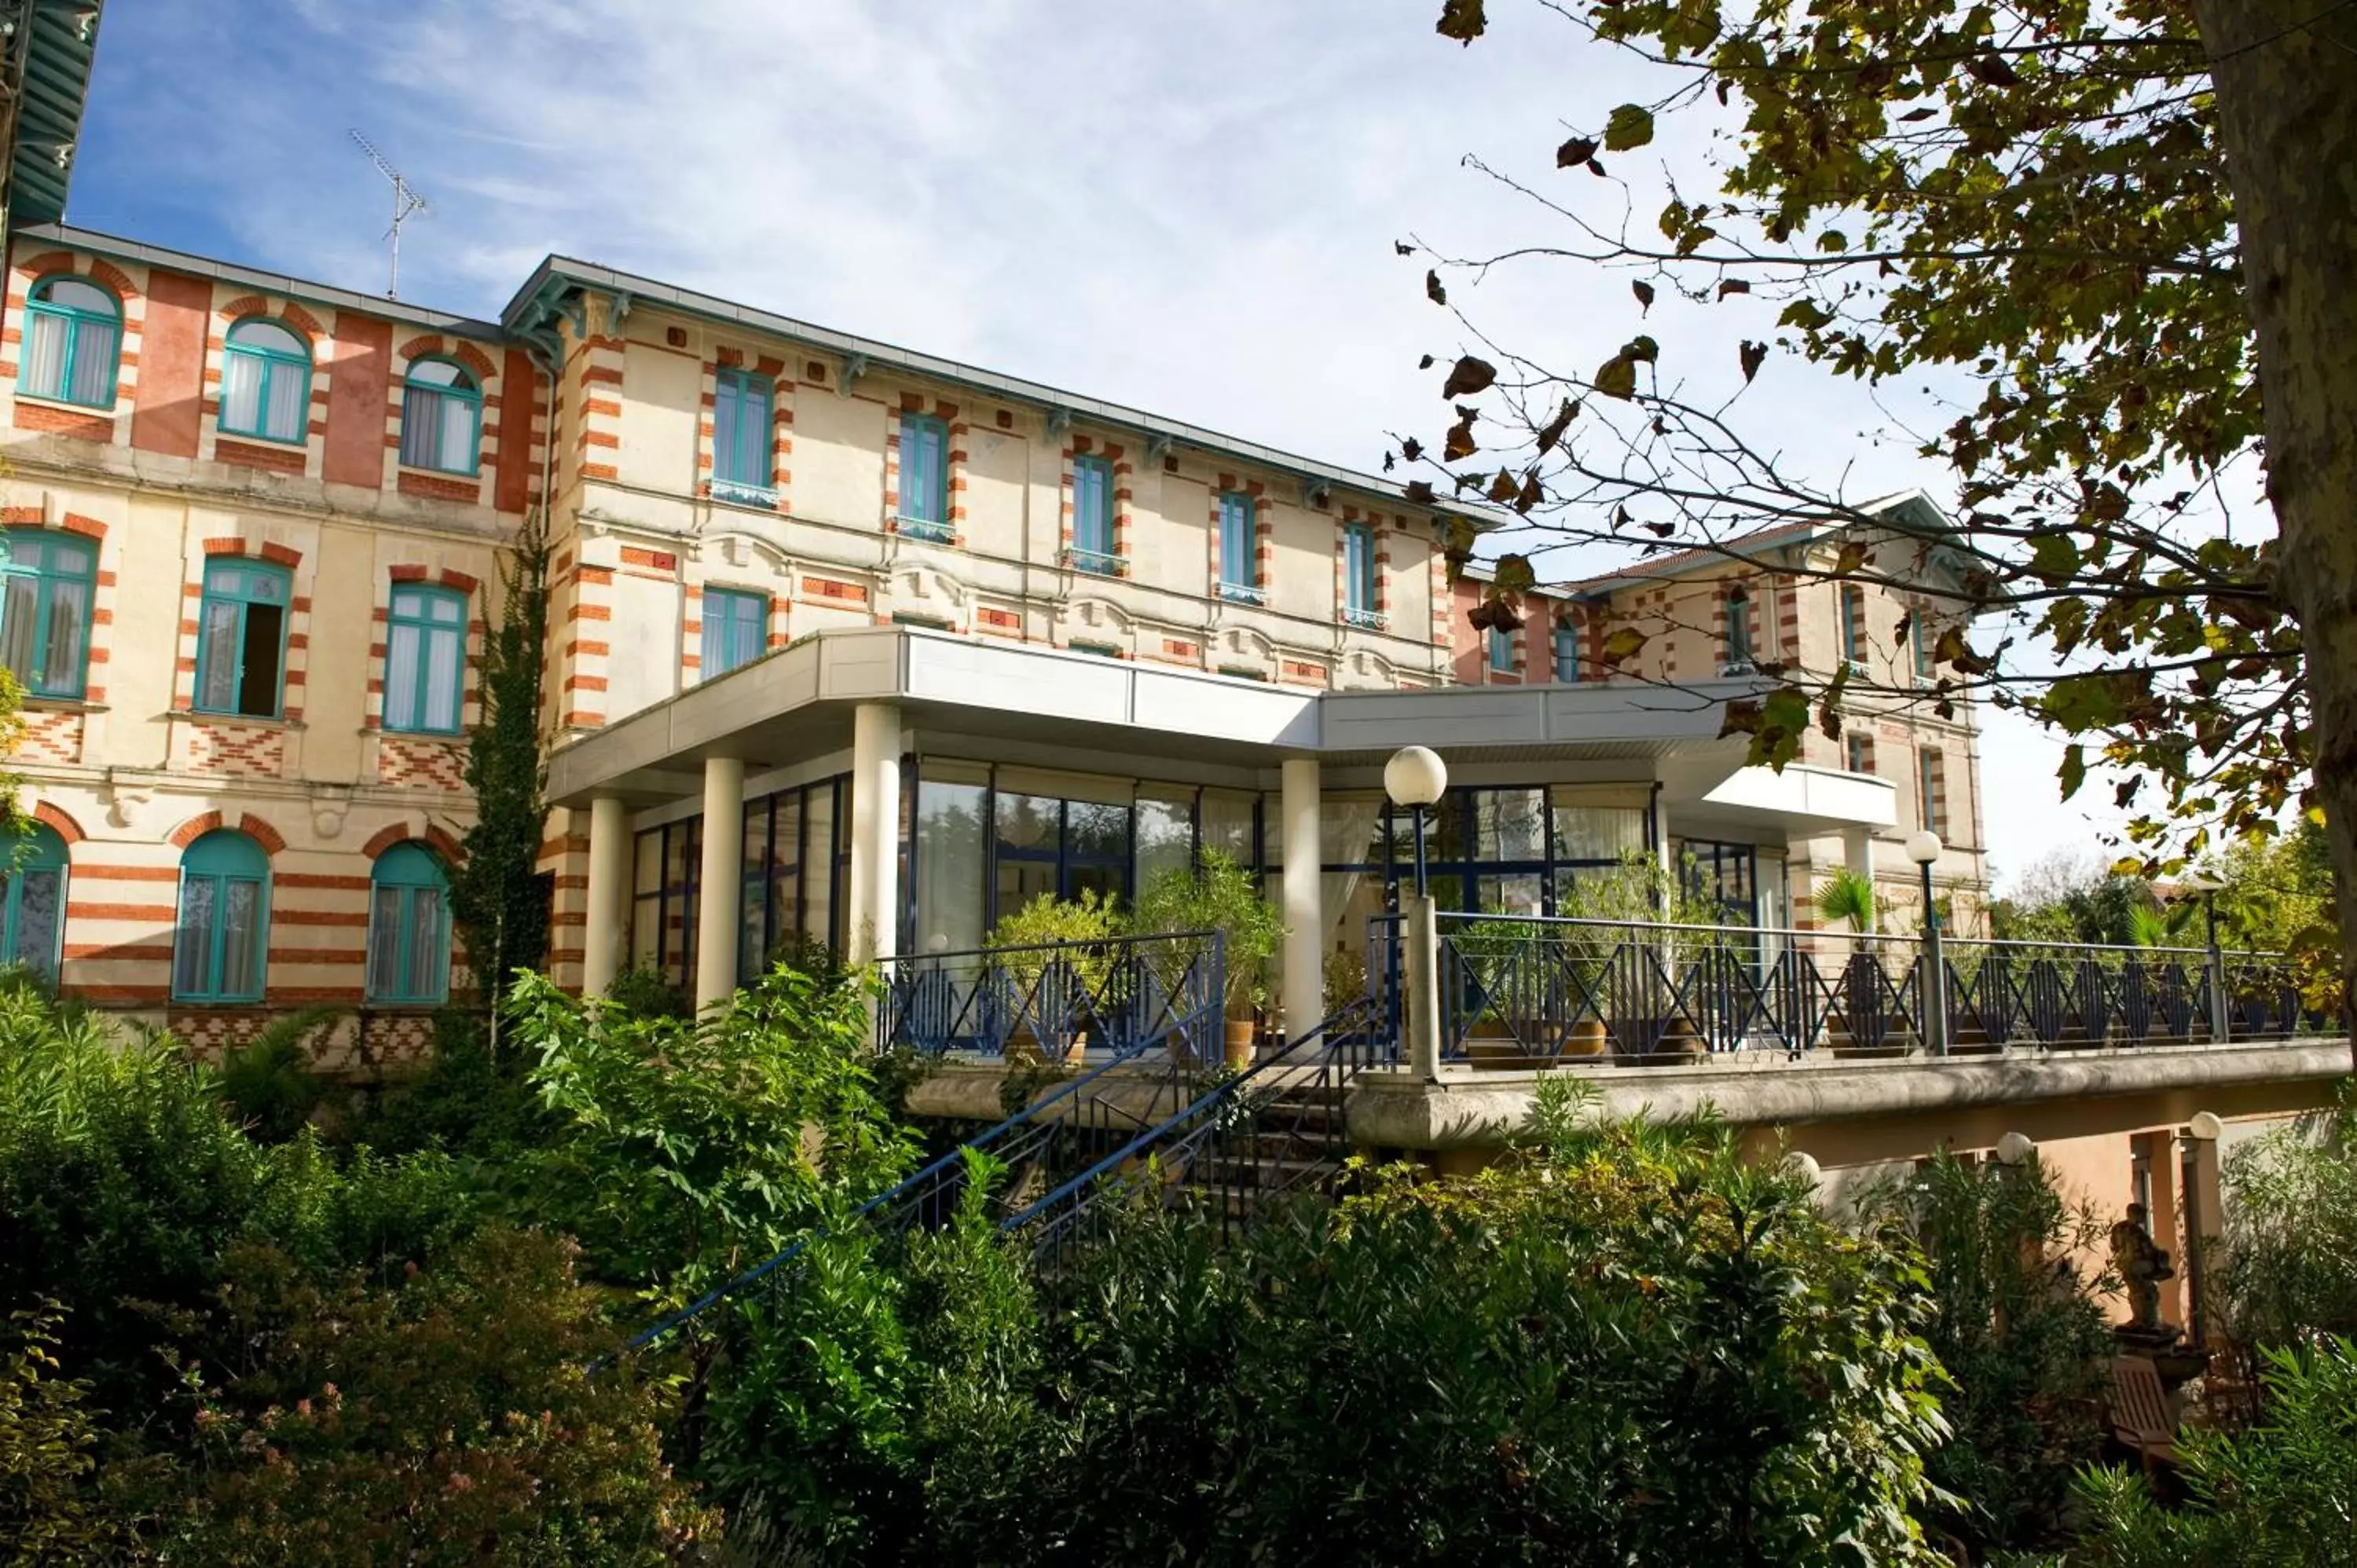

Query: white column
left=695, top=757, right=745, bottom=1012
left=1281, top=757, right=1322, bottom=1044
left=1842, top=826, right=1878, bottom=932
left=581, top=795, right=629, bottom=996
left=1404, top=892, right=1442, bottom=1081
left=848, top=702, right=902, bottom=965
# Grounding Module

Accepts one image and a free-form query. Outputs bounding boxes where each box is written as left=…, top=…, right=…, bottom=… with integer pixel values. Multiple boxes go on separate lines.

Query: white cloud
left=79, top=0, right=2154, bottom=877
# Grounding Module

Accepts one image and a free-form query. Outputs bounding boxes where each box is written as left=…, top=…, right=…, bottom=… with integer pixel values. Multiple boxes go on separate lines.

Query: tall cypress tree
left=449, top=507, right=552, bottom=1038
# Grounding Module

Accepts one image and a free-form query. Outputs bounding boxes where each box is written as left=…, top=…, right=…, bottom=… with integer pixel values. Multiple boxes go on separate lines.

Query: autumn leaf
left=1643, top=521, right=1674, bottom=537
left=1494, top=553, right=1536, bottom=595
left=1435, top=0, right=1486, bottom=44
left=1405, top=480, right=1436, bottom=504
left=1833, top=540, right=1871, bottom=576
left=1898, top=106, right=1937, bottom=123
left=1633, top=280, right=1655, bottom=313
left=1624, top=335, right=1659, bottom=363
left=1604, top=104, right=1655, bottom=151
left=1417, top=354, right=1435, bottom=369
left=1442, top=355, right=1497, bottom=399
left=2059, top=743, right=2088, bottom=800
left=1594, top=354, right=1638, bottom=401
left=1534, top=397, right=1578, bottom=454
left=1486, top=468, right=1518, bottom=504
left=1717, top=698, right=1763, bottom=740
left=1600, top=626, right=1648, bottom=664
left=1515, top=469, right=1542, bottom=513
left=1425, top=270, right=1447, bottom=306
left=1401, top=437, right=1424, bottom=462
left=1739, top=340, right=1768, bottom=382
left=1556, top=135, right=1597, bottom=169
left=1395, top=240, right=1415, bottom=256
left=1717, top=280, right=1750, bottom=299
left=1443, top=410, right=1479, bottom=460
left=1966, top=53, right=2021, bottom=87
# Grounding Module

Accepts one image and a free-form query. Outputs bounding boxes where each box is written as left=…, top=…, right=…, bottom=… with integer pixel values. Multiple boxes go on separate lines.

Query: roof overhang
left=5, top=1, right=101, bottom=228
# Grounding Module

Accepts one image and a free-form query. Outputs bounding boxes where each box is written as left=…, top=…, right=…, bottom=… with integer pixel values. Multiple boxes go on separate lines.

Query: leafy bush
left=602, top=965, right=692, bottom=1022
left=1873, top=1152, right=2113, bottom=1555
left=1129, top=848, right=1284, bottom=1013
left=2065, top=1339, right=2357, bottom=1568
left=214, top=1005, right=346, bottom=1142
left=0, top=1303, right=117, bottom=1564
left=340, top=1006, right=551, bottom=1163
left=2217, top=1081, right=2357, bottom=1347
left=123, top=1226, right=720, bottom=1566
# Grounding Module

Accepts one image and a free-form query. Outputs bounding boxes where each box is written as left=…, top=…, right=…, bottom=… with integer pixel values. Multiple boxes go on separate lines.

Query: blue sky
left=64, top=0, right=2137, bottom=888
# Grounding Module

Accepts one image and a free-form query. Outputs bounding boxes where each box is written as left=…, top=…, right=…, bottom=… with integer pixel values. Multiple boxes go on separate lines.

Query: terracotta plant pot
left=1563, top=1017, right=1609, bottom=1057
left=1223, top=1017, right=1256, bottom=1070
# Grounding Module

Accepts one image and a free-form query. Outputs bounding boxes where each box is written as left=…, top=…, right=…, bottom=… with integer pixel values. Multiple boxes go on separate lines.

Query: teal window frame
left=0, top=821, right=68, bottom=982
left=1552, top=622, right=1580, bottom=683
left=398, top=357, right=482, bottom=475
left=898, top=413, right=951, bottom=539
left=193, top=558, right=293, bottom=718
left=1217, top=491, right=1259, bottom=602
left=702, top=587, right=768, bottom=676
left=1342, top=523, right=1381, bottom=626
left=366, top=842, right=450, bottom=1004
left=1725, top=588, right=1753, bottom=669
left=713, top=368, right=774, bottom=499
left=1488, top=624, right=1516, bottom=673
left=1847, top=732, right=1872, bottom=775
left=383, top=583, right=467, bottom=735
left=1838, top=584, right=1866, bottom=671
left=1070, top=455, right=1117, bottom=573
left=1919, top=748, right=1942, bottom=832
left=1912, top=610, right=1936, bottom=683
left=173, top=829, right=270, bottom=1003
left=218, top=318, right=314, bottom=445
left=19, top=276, right=121, bottom=408
left=0, top=528, right=97, bottom=699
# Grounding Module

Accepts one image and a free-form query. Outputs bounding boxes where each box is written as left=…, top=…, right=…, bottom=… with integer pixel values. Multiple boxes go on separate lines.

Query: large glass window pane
left=404, top=886, right=443, bottom=998
left=20, top=310, right=67, bottom=397
left=174, top=877, right=214, bottom=995
left=220, top=880, right=262, bottom=997
left=40, top=576, right=87, bottom=691
left=196, top=598, right=242, bottom=712
left=1065, top=800, right=1129, bottom=862
left=1551, top=797, right=1646, bottom=863
left=0, top=574, right=37, bottom=686
left=67, top=319, right=118, bottom=406
left=1136, top=793, right=1194, bottom=891
left=1476, top=873, right=1545, bottom=916
left=1200, top=790, right=1256, bottom=868
left=12, top=869, right=60, bottom=978
left=994, top=791, right=1060, bottom=856
left=801, top=789, right=835, bottom=949
left=916, top=779, right=988, bottom=955
left=1475, top=789, right=1547, bottom=861
left=367, top=885, right=402, bottom=997
left=219, top=350, right=262, bottom=434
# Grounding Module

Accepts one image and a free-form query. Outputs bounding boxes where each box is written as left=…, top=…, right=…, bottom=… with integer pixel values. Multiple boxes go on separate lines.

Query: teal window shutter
left=384, top=584, right=467, bottom=734
left=1343, top=524, right=1376, bottom=614
left=174, top=829, right=270, bottom=1002
left=218, top=319, right=313, bottom=444
left=1489, top=625, right=1516, bottom=672
left=0, top=529, right=97, bottom=699
left=702, top=588, right=768, bottom=676
left=193, top=559, right=292, bottom=717
left=1553, top=622, right=1579, bottom=683
left=899, top=414, right=950, bottom=534
left=19, top=277, right=120, bottom=408
left=713, top=369, right=774, bottom=494
left=1218, top=491, right=1256, bottom=597
left=1072, top=456, right=1116, bottom=570
left=0, top=820, right=68, bottom=982
left=1725, top=590, right=1752, bottom=666
left=399, top=359, right=482, bottom=474
left=366, top=841, right=450, bottom=1003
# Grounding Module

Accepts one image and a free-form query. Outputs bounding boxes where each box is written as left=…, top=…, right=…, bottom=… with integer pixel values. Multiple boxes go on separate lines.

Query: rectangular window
left=898, top=413, right=951, bottom=539
left=1838, top=584, right=1866, bottom=671
left=1218, top=491, right=1259, bottom=601
left=702, top=587, right=768, bottom=677
left=383, top=584, right=465, bottom=734
left=174, top=870, right=266, bottom=1002
left=1725, top=591, right=1753, bottom=669
left=1552, top=621, right=1579, bottom=683
left=194, top=560, right=290, bottom=718
left=1912, top=610, right=1936, bottom=683
left=1071, top=456, right=1117, bottom=573
left=1846, top=732, right=1873, bottom=775
left=1488, top=625, right=1516, bottom=674
left=1919, top=747, right=1944, bottom=833
left=713, top=368, right=774, bottom=498
left=0, top=532, right=96, bottom=699
left=1342, top=523, right=1380, bottom=625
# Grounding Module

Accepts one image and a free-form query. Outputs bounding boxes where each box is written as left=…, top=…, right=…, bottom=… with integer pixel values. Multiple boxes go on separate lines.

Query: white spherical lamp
left=1904, top=828, right=1944, bottom=866
left=1784, top=1150, right=1824, bottom=1189
left=2188, top=1111, right=2224, bottom=1142
left=1995, top=1130, right=2036, bottom=1167
left=1384, top=745, right=1449, bottom=808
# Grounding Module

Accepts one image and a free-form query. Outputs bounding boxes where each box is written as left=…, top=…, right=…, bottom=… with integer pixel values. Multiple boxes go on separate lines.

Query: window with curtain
left=383, top=583, right=465, bottom=733
left=1919, top=748, right=1945, bottom=833
left=174, top=829, right=269, bottom=1002
left=1846, top=732, right=1875, bottom=774
left=1838, top=584, right=1866, bottom=671
left=702, top=587, right=768, bottom=676
left=194, top=559, right=291, bottom=718
left=713, top=368, right=774, bottom=498
left=1488, top=624, right=1516, bottom=673
left=366, top=842, right=449, bottom=1003
left=399, top=359, right=482, bottom=474
left=1552, top=621, right=1580, bottom=683
left=1912, top=610, right=1937, bottom=683
left=19, top=277, right=120, bottom=407
left=0, top=529, right=96, bottom=699
left=1725, top=588, right=1753, bottom=669
left=218, top=319, right=313, bottom=444
left=1071, top=455, right=1116, bottom=572
left=1218, top=491, right=1259, bottom=601
left=1343, top=524, right=1380, bottom=625
left=0, top=821, right=68, bottom=982
left=898, top=413, right=951, bottom=539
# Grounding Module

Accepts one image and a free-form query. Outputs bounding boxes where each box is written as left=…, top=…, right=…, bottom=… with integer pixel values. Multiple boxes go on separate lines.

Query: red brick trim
left=361, top=822, right=414, bottom=859
left=424, top=824, right=465, bottom=866
left=60, top=512, right=106, bottom=540
left=237, top=813, right=288, bottom=856
left=214, top=438, right=307, bottom=475
left=31, top=800, right=84, bottom=844
left=168, top=810, right=225, bottom=849
left=13, top=402, right=113, bottom=441
left=437, top=568, right=480, bottom=594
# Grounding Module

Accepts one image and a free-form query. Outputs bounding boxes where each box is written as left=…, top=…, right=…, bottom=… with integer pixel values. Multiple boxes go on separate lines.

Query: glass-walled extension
left=631, top=775, right=848, bottom=991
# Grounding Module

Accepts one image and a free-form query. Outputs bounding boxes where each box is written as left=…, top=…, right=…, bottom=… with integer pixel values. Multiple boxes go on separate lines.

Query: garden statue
left=2108, top=1203, right=2178, bottom=1338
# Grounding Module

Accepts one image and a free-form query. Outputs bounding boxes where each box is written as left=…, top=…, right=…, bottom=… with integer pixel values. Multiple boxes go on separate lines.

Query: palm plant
left=1813, top=867, right=1876, bottom=932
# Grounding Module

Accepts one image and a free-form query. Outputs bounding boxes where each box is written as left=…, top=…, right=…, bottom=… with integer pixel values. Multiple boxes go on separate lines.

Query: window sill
left=362, top=998, right=448, bottom=1011
left=1217, top=583, right=1266, bottom=607
left=218, top=429, right=308, bottom=449
left=895, top=518, right=956, bottom=544
left=13, top=390, right=118, bottom=416
left=170, top=997, right=269, bottom=1009
left=380, top=727, right=467, bottom=742
left=185, top=710, right=304, bottom=731
left=1340, top=609, right=1389, bottom=632
left=709, top=480, right=779, bottom=508
left=398, top=460, right=482, bottom=481
left=1061, top=548, right=1127, bottom=577
left=20, top=695, right=105, bottom=714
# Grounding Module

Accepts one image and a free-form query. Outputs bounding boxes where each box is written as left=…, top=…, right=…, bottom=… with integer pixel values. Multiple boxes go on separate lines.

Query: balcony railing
left=896, top=515, right=955, bottom=543
left=1061, top=544, right=1126, bottom=577
left=1367, top=913, right=2319, bottom=1068
left=877, top=929, right=1226, bottom=1064
left=1218, top=581, right=1266, bottom=606
left=1341, top=606, right=1388, bottom=632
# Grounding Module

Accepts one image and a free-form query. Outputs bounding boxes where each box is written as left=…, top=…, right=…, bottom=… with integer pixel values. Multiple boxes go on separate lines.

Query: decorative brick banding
left=215, top=438, right=307, bottom=475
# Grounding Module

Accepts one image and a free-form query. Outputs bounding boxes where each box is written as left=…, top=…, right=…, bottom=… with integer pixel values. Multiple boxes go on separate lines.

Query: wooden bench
left=2107, top=1355, right=2179, bottom=1473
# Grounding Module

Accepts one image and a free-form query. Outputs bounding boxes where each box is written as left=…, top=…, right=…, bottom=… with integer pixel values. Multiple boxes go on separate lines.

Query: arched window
left=0, top=820, right=69, bottom=981
left=367, top=842, right=449, bottom=1003
left=219, top=319, right=313, bottom=444
left=384, top=584, right=466, bottom=733
left=0, top=529, right=97, bottom=698
left=194, top=558, right=292, bottom=717
left=174, top=830, right=269, bottom=1002
left=19, top=277, right=120, bottom=408
left=399, top=359, right=482, bottom=474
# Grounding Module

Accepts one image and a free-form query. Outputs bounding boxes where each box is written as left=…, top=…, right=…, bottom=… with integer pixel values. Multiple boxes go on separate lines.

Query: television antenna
left=348, top=128, right=429, bottom=299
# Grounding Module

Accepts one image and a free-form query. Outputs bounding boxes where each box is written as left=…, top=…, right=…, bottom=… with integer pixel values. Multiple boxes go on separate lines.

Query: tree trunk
left=2191, top=0, right=2357, bottom=1061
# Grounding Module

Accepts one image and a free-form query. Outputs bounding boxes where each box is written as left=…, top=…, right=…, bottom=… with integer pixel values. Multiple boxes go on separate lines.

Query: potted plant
left=1813, top=868, right=1893, bottom=1055
left=1454, top=916, right=1546, bottom=1068
left=1131, top=849, right=1285, bottom=1068
left=985, top=889, right=1122, bottom=1062
left=1322, top=943, right=1369, bottom=1016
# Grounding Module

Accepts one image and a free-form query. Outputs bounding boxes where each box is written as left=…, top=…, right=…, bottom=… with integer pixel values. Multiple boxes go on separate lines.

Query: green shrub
left=214, top=1005, right=346, bottom=1143
left=2218, top=1081, right=2357, bottom=1347
left=0, top=1303, right=117, bottom=1565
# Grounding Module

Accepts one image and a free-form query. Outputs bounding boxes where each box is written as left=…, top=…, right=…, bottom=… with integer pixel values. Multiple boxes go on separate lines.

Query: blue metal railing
left=878, top=929, right=1225, bottom=1064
